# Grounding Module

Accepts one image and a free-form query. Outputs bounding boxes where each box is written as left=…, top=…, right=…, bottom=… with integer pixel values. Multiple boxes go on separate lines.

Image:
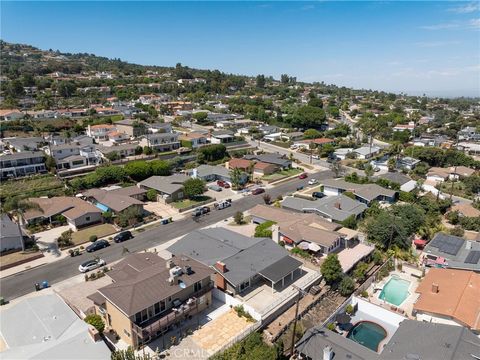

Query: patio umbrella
left=340, top=322, right=354, bottom=332
left=335, top=313, right=351, bottom=325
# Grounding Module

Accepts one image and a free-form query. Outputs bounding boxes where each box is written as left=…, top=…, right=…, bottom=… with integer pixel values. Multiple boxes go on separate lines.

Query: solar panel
left=433, top=234, right=463, bottom=255
left=465, top=251, right=480, bottom=264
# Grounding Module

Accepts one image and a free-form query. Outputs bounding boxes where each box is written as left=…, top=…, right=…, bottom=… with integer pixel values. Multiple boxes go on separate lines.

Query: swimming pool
left=95, top=202, right=110, bottom=212
left=347, top=321, right=387, bottom=352
left=379, top=276, right=410, bottom=306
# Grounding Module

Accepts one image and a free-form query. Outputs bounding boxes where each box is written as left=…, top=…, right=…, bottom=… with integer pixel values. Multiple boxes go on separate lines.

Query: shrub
left=345, top=304, right=354, bottom=315
left=321, top=254, right=343, bottom=284
left=233, top=305, right=255, bottom=322
left=146, top=189, right=158, bottom=202
left=361, top=290, right=369, bottom=298
left=89, top=235, right=98, bottom=243
left=233, top=211, right=244, bottom=225
left=254, top=221, right=276, bottom=238
left=84, top=314, right=105, bottom=333
left=339, top=276, right=355, bottom=296
left=326, top=322, right=336, bottom=331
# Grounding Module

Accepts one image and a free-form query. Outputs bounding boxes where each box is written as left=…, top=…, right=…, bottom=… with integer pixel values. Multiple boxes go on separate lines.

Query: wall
left=212, top=288, right=262, bottom=321
left=351, top=296, right=405, bottom=327
left=105, top=300, right=134, bottom=347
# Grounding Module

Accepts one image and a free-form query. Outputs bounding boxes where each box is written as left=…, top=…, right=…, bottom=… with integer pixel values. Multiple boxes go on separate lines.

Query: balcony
left=131, top=282, right=212, bottom=341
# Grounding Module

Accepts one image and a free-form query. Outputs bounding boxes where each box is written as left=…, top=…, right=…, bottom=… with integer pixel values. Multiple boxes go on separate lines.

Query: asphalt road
left=0, top=169, right=334, bottom=301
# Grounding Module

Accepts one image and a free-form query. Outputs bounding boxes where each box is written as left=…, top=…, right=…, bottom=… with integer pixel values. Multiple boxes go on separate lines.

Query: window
left=154, top=302, right=160, bottom=314
left=240, top=280, right=250, bottom=291
left=135, top=312, right=142, bottom=323
left=148, top=305, right=154, bottom=318
left=160, top=300, right=166, bottom=312
left=85, top=216, right=91, bottom=221
left=194, top=281, right=202, bottom=293
left=123, top=329, right=131, bottom=338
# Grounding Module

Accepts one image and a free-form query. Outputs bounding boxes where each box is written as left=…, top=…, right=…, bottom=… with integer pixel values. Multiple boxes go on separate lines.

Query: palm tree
left=2, top=197, right=43, bottom=251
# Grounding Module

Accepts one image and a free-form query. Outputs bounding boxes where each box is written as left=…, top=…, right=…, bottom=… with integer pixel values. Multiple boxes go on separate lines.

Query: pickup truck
left=214, top=199, right=232, bottom=210
left=192, top=206, right=211, bottom=217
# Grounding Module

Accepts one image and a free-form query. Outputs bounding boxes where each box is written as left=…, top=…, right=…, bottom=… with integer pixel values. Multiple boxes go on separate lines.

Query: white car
left=78, top=259, right=106, bottom=273
left=308, top=179, right=318, bottom=185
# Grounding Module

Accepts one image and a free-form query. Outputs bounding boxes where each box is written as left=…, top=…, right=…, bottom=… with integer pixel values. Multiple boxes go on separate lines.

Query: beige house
left=88, top=253, right=213, bottom=348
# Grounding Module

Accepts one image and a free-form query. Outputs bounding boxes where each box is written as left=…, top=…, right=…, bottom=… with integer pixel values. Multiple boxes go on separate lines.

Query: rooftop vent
left=323, top=346, right=334, bottom=360
left=431, top=283, right=439, bottom=293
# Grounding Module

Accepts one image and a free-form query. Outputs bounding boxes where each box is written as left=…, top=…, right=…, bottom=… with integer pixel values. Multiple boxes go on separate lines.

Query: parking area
left=144, top=201, right=179, bottom=218
left=205, top=182, right=236, bottom=201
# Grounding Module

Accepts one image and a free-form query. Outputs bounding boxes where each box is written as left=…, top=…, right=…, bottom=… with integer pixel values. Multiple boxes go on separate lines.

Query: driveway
left=144, top=201, right=179, bottom=219
left=205, top=183, right=235, bottom=201
left=33, top=225, right=70, bottom=250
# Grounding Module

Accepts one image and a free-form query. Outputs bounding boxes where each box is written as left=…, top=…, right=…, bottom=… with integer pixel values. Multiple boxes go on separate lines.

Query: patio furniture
left=336, top=313, right=351, bottom=325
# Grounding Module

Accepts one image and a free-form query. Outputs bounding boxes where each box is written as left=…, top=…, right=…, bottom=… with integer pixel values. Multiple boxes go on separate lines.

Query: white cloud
left=420, top=22, right=460, bottom=30
left=448, top=2, right=479, bottom=14
left=415, top=40, right=461, bottom=48
left=469, top=18, right=480, bottom=28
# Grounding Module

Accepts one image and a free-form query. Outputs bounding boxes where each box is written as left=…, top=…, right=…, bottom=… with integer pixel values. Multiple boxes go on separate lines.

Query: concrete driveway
left=33, top=225, right=70, bottom=250
left=144, top=201, right=179, bottom=219
left=205, top=183, right=235, bottom=201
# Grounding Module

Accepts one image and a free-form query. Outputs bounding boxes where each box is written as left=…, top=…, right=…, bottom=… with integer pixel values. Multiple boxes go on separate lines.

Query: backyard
left=0, top=174, right=65, bottom=201
left=171, top=196, right=212, bottom=210
left=71, top=224, right=117, bottom=246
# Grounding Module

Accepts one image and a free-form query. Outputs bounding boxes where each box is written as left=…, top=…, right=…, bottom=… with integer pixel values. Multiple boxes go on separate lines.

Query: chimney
left=334, top=202, right=341, bottom=210
left=323, top=345, right=334, bottom=360
left=166, top=259, right=175, bottom=269
left=215, top=261, right=227, bottom=273
left=431, top=283, right=439, bottom=293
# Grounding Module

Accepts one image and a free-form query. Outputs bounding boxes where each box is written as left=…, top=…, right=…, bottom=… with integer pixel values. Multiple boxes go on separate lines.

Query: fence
left=212, top=288, right=262, bottom=321
left=210, top=320, right=262, bottom=358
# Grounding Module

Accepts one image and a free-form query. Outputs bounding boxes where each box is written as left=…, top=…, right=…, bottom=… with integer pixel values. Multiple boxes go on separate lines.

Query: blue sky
left=2, top=1, right=479, bottom=97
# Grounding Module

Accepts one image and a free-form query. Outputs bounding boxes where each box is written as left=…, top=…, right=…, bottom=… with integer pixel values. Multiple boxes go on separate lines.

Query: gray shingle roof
left=281, top=195, right=367, bottom=222
left=244, top=153, right=291, bottom=167
left=195, top=164, right=230, bottom=179
left=138, top=174, right=189, bottom=194
left=375, top=172, right=412, bottom=186
left=321, top=178, right=397, bottom=202
left=0, top=151, right=45, bottom=161
left=1, top=214, right=24, bottom=239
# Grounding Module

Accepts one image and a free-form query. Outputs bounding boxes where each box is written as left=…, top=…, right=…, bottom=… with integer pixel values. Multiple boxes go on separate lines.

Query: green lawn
left=171, top=196, right=212, bottom=209
left=0, top=174, right=65, bottom=201
left=262, top=167, right=302, bottom=180
left=71, top=223, right=117, bottom=246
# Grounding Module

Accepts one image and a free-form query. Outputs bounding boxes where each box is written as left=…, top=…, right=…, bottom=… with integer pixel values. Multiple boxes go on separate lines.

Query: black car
left=86, top=239, right=110, bottom=252
left=312, top=191, right=325, bottom=199
left=113, top=231, right=133, bottom=243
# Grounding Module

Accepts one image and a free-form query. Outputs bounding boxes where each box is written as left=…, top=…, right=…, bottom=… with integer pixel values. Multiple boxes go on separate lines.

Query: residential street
left=0, top=169, right=334, bottom=301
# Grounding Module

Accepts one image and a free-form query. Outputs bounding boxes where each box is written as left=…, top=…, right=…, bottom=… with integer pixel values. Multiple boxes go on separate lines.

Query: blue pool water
left=347, top=321, right=387, bottom=352
left=379, top=276, right=410, bottom=306
left=95, top=202, right=110, bottom=212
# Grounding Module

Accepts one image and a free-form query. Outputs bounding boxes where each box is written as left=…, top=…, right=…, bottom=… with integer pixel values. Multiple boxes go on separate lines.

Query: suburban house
left=139, top=133, right=180, bottom=152
left=86, top=124, right=116, bottom=141
left=375, top=172, right=417, bottom=193
left=393, top=121, right=415, bottom=132
left=413, top=268, right=479, bottom=332
left=458, top=126, right=480, bottom=141
left=97, top=143, right=139, bottom=159
left=82, top=186, right=146, bottom=214
left=280, top=132, right=304, bottom=141
left=281, top=195, right=368, bottom=222
left=45, top=143, right=100, bottom=170
left=210, top=130, right=235, bottom=144
left=295, top=137, right=335, bottom=148
left=227, top=158, right=254, bottom=173
left=88, top=253, right=213, bottom=349
left=0, top=151, right=47, bottom=180
left=321, top=178, right=398, bottom=204
left=0, top=109, right=25, bottom=121
left=0, top=214, right=28, bottom=252
left=422, top=232, right=480, bottom=272
left=0, top=294, right=110, bottom=360
left=249, top=205, right=346, bottom=255
left=190, top=164, right=232, bottom=183
left=2, top=136, right=45, bottom=152
left=354, top=145, right=381, bottom=159
left=448, top=166, right=476, bottom=180
left=396, top=156, right=420, bottom=170
left=333, top=148, right=354, bottom=160
left=244, top=153, right=292, bottom=169
left=253, top=161, right=278, bottom=176
left=138, top=174, right=189, bottom=203
left=168, top=228, right=303, bottom=295
left=426, top=167, right=450, bottom=182
left=147, top=122, right=173, bottom=134
left=115, top=119, right=147, bottom=137
left=178, top=132, right=208, bottom=148
left=296, top=319, right=480, bottom=360
left=258, top=125, right=279, bottom=135
left=23, top=197, right=103, bottom=231
left=450, top=203, right=480, bottom=219
left=106, top=131, right=130, bottom=144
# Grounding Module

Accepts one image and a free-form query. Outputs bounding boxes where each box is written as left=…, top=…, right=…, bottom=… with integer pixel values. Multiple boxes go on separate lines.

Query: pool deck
left=366, top=265, right=422, bottom=318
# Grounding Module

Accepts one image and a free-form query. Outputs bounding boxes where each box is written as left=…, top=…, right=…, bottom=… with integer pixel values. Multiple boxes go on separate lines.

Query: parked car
left=217, top=180, right=231, bottom=188
left=251, top=188, right=265, bottom=195
left=308, top=178, right=318, bottom=185
left=214, top=199, right=232, bottom=210
left=311, top=155, right=320, bottom=160
left=78, top=258, right=106, bottom=273
left=327, top=155, right=338, bottom=163
left=312, top=191, right=325, bottom=199
left=298, top=173, right=308, bottom=179
left=114, top=231, right=133, bottom=243
left=86, top=239, right=110, bottom=252
left=192, top=206, right=210, bottom=217
left=296, top=185, right=304, bottom=191
left=208, top=184, right=223, bottom=192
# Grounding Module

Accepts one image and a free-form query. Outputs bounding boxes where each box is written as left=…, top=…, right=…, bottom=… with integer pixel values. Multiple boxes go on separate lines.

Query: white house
left=354, top=145, right=381, bottom=159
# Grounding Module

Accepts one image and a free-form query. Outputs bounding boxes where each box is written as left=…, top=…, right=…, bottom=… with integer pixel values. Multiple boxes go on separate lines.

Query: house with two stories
left=168, top=228, right=303, bottom=296
left=0, top=151, right=47, bottom=180
left=115, top=119, right=147, bottom=137
left=396, top=156, right=420, bottom=170
left=210, top=130, right=235, bottom=144
left=0, top=109, right=25, bottom=121
left=321, top=178, right=398, bottom=205
left=88, top=253, right=214, bottom=348
left=139, top=133, right=180, bottom=152
left=86, top=124, right=117, bottom=141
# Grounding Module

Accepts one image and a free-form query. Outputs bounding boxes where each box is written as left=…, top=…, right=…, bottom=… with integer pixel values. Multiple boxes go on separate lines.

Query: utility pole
left=289, top=285, right=307, bottom=358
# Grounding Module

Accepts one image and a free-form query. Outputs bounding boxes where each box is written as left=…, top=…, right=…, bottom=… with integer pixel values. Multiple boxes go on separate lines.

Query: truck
left=214, top=199, right=232, bottom=210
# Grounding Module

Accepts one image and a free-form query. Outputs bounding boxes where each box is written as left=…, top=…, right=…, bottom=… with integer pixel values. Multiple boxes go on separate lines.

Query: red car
left=217, top=180, right=231, bottom=188
left=298, top=173, right=308, bottom=179
left=251, top=188, right=265, bottom=195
